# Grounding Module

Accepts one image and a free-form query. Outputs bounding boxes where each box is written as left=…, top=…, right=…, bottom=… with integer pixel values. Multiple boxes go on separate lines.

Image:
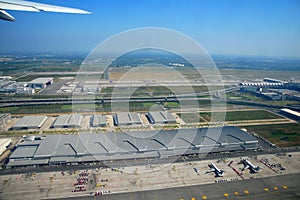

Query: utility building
left=91, top=114, right=106, bottom=127
left=11, top=116, right=47, bottom=130
left=147, top=111, right=176, bottom=124
left=113, top=112, right=142, bottom=126
left=52, top=114, right=83, bottom=128
left=0, top=138, right=11, bottom=156
left=0, top=113, right=11, bottom=130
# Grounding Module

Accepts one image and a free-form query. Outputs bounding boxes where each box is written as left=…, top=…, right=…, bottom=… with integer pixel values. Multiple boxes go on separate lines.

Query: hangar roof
left=52, top=114, right=82, bottom=127
left=114, top=112, right=142, bottom=125
left=29, top=77, right=53, bottom=84
left=148, top=111, right=176, bottom=123
left=12, top=116, right=47, bottom=129
left=92, top=114, right=106, bottom=126
left=10, top=145, right=38, bottom=158
left=8, top=126, right=258, bottom=167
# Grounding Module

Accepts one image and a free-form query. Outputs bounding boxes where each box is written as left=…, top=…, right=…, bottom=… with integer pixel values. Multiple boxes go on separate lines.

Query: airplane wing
left=205, top=169, right=215, bottom=173
left=242, top=165, right=250, bottom=171
left=0, top=0, right=90, bottom=21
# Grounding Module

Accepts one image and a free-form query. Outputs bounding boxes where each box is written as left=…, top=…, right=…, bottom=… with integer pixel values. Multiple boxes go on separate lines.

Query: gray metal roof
left=10, top=146, right=38, bottom=158
left=0, top=113, right=10, bottom=121
left=18, top=140, right=42, bottom=146
left=34, top=134, right=87, bottom=157
left=7, top=126, right=258, bottom=167
left=91, top=115, right=106, bottom=127
left=114, top=112, right=142, bottom=126
left=12, top=116, right=47, bottom=129
left=52, top=114, right=83, bottom=128
left=148, top=111, right=176, bottom=124
left=29, top=78, right=53, bottom=84
left=7, top=158, right=49, bottom=166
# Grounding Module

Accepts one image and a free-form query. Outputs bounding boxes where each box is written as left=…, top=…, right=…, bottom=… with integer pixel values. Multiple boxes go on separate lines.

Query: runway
left=58, top=173, right=300, bottom=200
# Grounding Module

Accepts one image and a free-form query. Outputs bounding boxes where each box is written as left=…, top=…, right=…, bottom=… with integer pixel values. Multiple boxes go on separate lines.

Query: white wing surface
left=0, top=0, right=90, bottom=21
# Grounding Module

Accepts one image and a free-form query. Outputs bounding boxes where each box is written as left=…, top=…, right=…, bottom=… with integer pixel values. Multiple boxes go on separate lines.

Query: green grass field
left=101, top=86, right=210, bottom=97
left=61, top=104, right=98, bottom=110
left=200, top=110, right=283, bottom=122
left=242, top=123, right=300, bottom=147
left=0, top=101, right=160, bottom=114
left=163, top=102, right=180, bottom=108
left=177, top=112, right=206, bottom=123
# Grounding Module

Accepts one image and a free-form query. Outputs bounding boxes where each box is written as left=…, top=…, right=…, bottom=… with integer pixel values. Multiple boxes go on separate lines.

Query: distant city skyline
left=1, top=0, right=300, bottom=58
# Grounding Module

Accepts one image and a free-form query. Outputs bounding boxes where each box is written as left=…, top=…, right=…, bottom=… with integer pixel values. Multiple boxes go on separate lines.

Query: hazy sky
left=1, top=0, right=300, bottom=58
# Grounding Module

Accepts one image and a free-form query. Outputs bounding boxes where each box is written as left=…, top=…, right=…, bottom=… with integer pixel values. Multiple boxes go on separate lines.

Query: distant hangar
left=91, top=114, right=106, bottom=127
left=51, top=114, right=83, bottom=128
left=113, top=112, right=142, bottom=126
left=280, top=108, right=300, bottom=121
left=7, top=111, right=178, bottom=131
left=147, top=111, right=176, bottom=124
left=11, top=116, right=47, bottom=130
left=7, top=126, right=258, bottom=168
left=28, top=77, right=53, bottom=89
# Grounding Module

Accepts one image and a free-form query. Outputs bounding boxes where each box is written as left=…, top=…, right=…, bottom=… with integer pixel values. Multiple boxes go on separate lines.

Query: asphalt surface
left=53, top=173, right=300, bottom=200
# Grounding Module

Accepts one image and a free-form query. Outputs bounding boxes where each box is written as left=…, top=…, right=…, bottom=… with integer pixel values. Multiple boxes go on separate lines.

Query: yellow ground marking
left=282, top=185, right=288, bottom=189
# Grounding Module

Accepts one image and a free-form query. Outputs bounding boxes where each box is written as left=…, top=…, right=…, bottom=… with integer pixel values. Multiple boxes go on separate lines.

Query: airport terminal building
left=6, top=126, right=258, bottom=168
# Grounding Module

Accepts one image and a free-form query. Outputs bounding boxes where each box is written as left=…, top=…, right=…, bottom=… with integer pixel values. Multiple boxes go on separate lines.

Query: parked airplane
left=0, top=0, right=90, bottom=21
left=239, top=158, right=260, bottom=173
left=193, top=167, right=200, bottom=174
left=205, top=163, right=224, bottom=177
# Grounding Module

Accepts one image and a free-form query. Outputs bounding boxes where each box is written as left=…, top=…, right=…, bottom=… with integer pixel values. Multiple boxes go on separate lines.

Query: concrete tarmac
left=56, top=173, right=300, bottom=200
left=1, top=153, right=299, bottom=200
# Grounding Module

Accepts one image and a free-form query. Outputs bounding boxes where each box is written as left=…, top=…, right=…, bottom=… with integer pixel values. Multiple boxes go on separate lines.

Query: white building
left=28, top=77, right=53, bottom=89
left=280, top=108, right=300, bottom=121
left=0, top=138, right=12, bottom=156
